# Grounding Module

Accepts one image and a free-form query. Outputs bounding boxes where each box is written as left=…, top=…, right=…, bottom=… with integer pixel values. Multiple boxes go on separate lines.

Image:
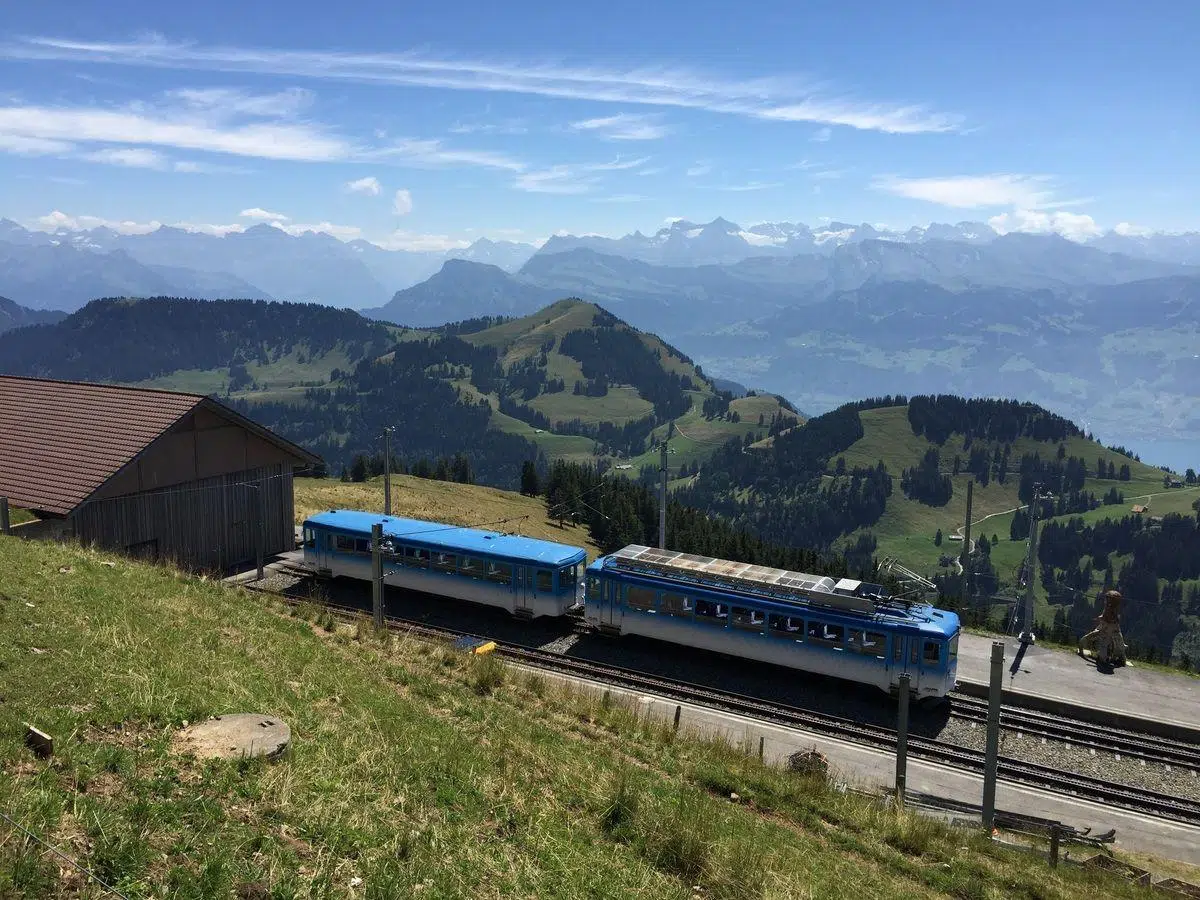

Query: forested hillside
left=0, top=297, right=394, bottom=387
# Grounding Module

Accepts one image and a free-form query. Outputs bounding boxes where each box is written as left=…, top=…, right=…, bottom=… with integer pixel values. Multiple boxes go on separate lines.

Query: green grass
left=6, top=506, right=36, bottom=526
left=529, top=384, right=654, bottom=427
left=131, top=343, right=357, bottom=397
left=0, top=535, right=1177, bottom=898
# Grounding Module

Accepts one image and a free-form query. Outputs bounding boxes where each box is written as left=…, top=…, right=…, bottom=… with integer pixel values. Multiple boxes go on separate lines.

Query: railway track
left=244, top=579, right=1200, bottom=826
left=949, top=694, right=1200, bottom=772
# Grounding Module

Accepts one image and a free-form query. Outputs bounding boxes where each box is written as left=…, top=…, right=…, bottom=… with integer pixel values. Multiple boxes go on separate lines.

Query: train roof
left=591, top=545, right=958, bottom=635
left=305, top=509, right=586, bottom=567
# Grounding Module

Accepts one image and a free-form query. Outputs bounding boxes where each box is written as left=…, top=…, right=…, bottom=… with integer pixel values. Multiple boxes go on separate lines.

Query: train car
left=584, top=544, right=960, bottom=700
left=302, top=509, right=587, bottom=619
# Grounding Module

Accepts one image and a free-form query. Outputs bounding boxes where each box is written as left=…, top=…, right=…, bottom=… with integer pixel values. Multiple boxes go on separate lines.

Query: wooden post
left=1049, top=824, right=1061, bottom=868
left=673, top=705, right=682, bottom=731
left=895, top=673, right=910, bottom=806
left=0, top=496, right=9, bottom=535
left=982, top=641, right=1005, bottom=830
left=758, top=735, right=765, bottom=760
left=371, top=523, right=384, bottom=629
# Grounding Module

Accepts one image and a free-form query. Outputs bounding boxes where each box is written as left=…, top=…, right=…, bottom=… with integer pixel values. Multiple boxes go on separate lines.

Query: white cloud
left=35, top=210, right=162, bottom=234
left=82, top=146, right=167, bottom=168
left=346, top=175, right=381, bottom=195
left=177, top=222, right=245, bottom=236
left=718, top=181, right=783, bottom=192
left=9, top=35, right=964, bottom=134
left=686, top=162, right=712, bottom=178
left=448, top=119, right=528, bottom=135
left=1114, top=221, right=1155, bottom=237
left=373, top=230, right=470, bottom=252
left=172, top=159, right=250, bottom=174
left=0, top=132, right=73, bottom=155
left=987, top=208, right=1102, bottom=241
left=166, top=86, right=314, bottom=117
left=272, top=221, right=361, bottom=238
left=240, top=207, right=289, bottom=221
left=372, top=138, right=524, bottom=171
left=0, top=102, right=352, bottom=162
left=570, top=113, right=670, bottom=141
left=393, top=188, right=413, bottom=215
left=811, top=126, right=831, bottom=142
left=872, top=173, right=1056, bottom=209
left=592, top=193, right=646, bottom=203
left=513, top=156, right=647, bottom=194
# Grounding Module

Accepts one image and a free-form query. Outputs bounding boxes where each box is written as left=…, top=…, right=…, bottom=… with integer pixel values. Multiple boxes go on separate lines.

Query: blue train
left=301, top=510, right=960, bottom=699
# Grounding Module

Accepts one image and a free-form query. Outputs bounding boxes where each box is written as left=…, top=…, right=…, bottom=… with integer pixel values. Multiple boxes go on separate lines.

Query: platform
left=955, top=633, right=1200, bottom=742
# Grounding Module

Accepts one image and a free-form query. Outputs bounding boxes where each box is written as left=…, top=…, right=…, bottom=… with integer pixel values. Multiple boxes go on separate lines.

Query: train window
left=909, top=642, right=920, bottom=666
left=536, top=569, right=553, bottom=593
left=893, top=638, right=903, bottom=663
left=335, top=534, right=355, bottom=553
left=586, top=576, right=601, bottom=601
left=661, top=592, right=691, bottom=616
left=355, top=538, right=370, bottom=554
left=559, top=565, right=578, bottom=593
left=731, top=607, right=764, bottom=631
left=402, top=546, right=428, bottom=568
left=487, top=561, right=512, bottom=585
left=949, top=634, right=959, bottom=664
left=626, top=586, right=656, bottom=612
left=865, top=632, right=886, bottom=658
left=460, top=557, right=482, bottom=579
left=694, top=599, right=728, bottom=623
left=304, top=528, right=316, bottom=549
left=807, top=620, right=844, bottom=648
left=923, top=641, right=941, bottom=666
left=433, top=552, right=457, bottom=573
left=769, top=614, right=802, bottom=636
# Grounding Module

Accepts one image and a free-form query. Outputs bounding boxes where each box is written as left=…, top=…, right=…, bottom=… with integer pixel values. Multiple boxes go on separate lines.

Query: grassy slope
left=0, top=535, right=1171, bottom=899
left=465, top=300, right=791, bottom=465
left=833, top=405, right=1193, bottom=618
left=294, top=474, right=603, bottom=560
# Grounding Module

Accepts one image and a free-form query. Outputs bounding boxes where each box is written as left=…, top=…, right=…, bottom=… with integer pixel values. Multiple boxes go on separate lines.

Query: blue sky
left=2, top=0, right=1197, bottom=249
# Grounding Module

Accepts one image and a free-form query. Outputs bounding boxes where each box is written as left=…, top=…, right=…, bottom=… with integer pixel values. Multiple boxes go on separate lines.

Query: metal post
left=895, top=673, right=910, bottom=806
left=0, top=496, right=9, bottom=535
left=253, top=484, right=264, bottom=581
left=658, top=441, right=668, bottom=550
left=1019, top=487, right=1040, bottom=644
left=982, top=640, right=1005, bottom=830
left=383, top=426, right=394, bottom=516
left=371, top=523, right=384, bottom=629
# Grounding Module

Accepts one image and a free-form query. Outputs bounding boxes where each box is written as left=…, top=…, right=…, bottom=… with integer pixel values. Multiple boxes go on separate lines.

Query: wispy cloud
left=166, top=86, right=314, bottom=117
left=7, top=35, right=964, bottom=134
left=686, top=162, right=712, bottom=178
left=0, top=132, right=73, bottom=155
left=592, top=193, right=646, bottom=203
left=346, top=175, right=381, bottom=195
left=872, top=173, right=1056, bottom=209
left=372, top=138, right=524, bottom=171
left=570, top=113, right=671, bottom=141
left=448, top=118, right=528, bottom=135
left=514, top=156, right=649, bottom=194
left=809, top=168, right=845, bottom=180
left=240, top=207, right=288, bottom=220
left=173, top=159, right=250, bottom=174
left=393, top=188, right=413, bottom=215
left=81, top=146, right=167, bottom=168
left=810, top=126, right=831, bottom=142
left=717, top=180, right=783, bottom=192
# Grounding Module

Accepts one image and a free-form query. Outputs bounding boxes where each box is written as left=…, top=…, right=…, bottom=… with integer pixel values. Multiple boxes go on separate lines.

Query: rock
left=176, top=714, right=291, bottom=760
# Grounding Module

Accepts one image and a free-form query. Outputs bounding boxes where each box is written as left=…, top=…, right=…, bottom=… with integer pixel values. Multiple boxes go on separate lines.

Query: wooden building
left=0, top=376, right=320, bottom=570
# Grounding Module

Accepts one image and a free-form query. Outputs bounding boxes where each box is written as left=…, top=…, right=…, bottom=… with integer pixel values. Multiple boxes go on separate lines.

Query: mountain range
left=6, top=215, right=1200, bottom=313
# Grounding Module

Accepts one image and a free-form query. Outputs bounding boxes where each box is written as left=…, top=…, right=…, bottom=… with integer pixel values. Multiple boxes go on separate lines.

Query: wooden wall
left=70, top=464, right=295, bottom=571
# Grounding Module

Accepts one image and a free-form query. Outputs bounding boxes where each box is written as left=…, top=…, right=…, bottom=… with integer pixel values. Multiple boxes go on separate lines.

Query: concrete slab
left=955, top=633, right=1200, bottom=739
left=176, top=714, right=291, bottom=760
left=515, top=663, right=1200, bottom=868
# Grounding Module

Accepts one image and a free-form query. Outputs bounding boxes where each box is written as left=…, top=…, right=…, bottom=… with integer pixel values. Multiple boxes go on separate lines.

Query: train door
left=892, top=634, right=921, bottom=695
left=600, top=580, right=620, bottom=630
left=514, top=566, right=533, bottom=616
left=917, top=637, right=941, bottom=692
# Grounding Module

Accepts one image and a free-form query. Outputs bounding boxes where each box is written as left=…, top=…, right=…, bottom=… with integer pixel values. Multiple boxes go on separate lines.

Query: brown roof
left=0, top=376, right=319, bottom=516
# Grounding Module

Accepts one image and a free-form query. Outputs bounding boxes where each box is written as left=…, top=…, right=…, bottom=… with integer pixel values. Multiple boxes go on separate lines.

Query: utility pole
left=1019, top=485, right=1042, bottom=644
left=383, top=426, right=394, bottom=516
left=371, top=522, right=384, bottom=629
left=658, top=440, right=668, bottom=549
left=894, top=673, right=910, bottom=807
left=982, top=641, right=1004, bottom=830
left=960, top=479, right=974, bottom=603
